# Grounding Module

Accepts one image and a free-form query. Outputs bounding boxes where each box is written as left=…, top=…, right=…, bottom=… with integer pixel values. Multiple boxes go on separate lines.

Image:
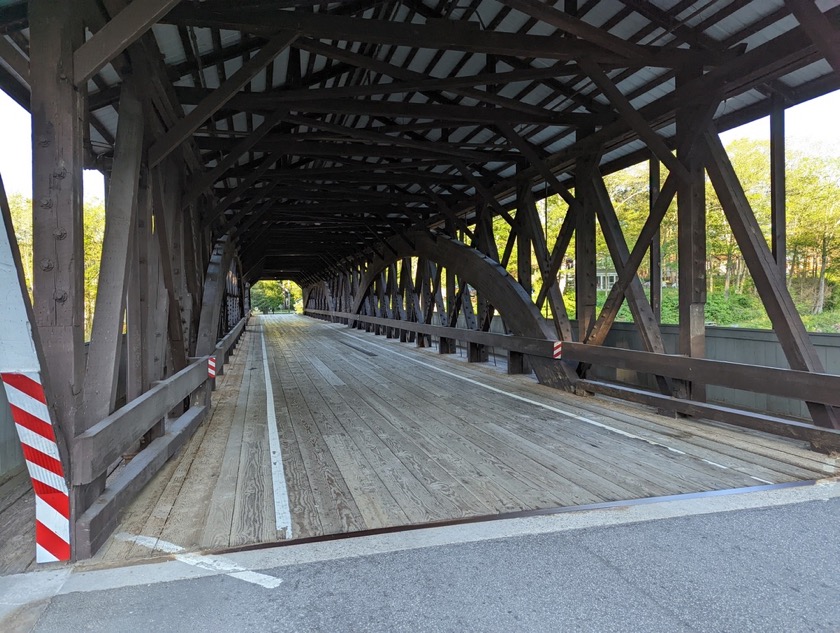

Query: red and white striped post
left=1, top=180, right=71, bottom=563
left=0, top=373, right=70, bottom=562
left=208, top=355, right=217, bottom=380
left=553, top=341, right=563, bottom=360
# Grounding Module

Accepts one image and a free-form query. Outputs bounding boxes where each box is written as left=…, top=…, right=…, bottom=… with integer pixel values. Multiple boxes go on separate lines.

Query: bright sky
left=0, top=88, right=838, bottom=202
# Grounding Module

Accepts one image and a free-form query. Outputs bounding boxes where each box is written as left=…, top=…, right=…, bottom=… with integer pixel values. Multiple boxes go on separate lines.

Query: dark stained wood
left=704, top=129, right=840, bottom=430
left=784, top=0, right=840, bottom=78
left=149, top=31, right=298, bottom=167
left=575, top=151, right=597, bottom=343
left=162, top=8, right=706, bottom=67
left=676, top=69, right=707, bottom=401
left=770, top=97, right=786, bottom=273
left=578, top=380, right=840, bottom=455
left=73, top=0, right=182, bottom=86
left=82, top=78, right=144, bottom=427
left=649, top=156, right=661, bottom=322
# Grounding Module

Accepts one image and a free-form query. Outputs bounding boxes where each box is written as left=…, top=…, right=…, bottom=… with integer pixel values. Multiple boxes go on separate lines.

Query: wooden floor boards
left=58, top=314, right=836, bottom=568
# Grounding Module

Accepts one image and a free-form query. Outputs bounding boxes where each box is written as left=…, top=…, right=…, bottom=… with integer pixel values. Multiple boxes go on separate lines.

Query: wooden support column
left=440, top=257, right=457, bottom=354
left=649, top=156, right=662, bottom=322
left=676, top=70, right=707, bottom=401
left=82, top=77, right=143, bottom=428
left=770, top=97, right=786, bottom=274
left=151, top=168, right=188, bottom=372
left=705, top=129, right=840, bottom=430
left=416, top=258, right=431, bottom=347
left=195, top=237, right=234, bottom=357
left=510, top=177, right=533, bottom=374
left=30, top=1, right=87, bottom=525
left=575, top=149, right=598, bottom=344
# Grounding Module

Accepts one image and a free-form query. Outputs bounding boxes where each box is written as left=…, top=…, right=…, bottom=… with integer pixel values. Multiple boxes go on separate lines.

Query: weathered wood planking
left=83, top=315, right=835, bottom=568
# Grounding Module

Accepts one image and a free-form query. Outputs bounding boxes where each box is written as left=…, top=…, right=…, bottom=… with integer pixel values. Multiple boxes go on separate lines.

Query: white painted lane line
left=340, top=330, right=787, bottom=485
left=343, top=330, right=689, bottom=455
left=702, top=459, right=730, bottom=470
left=115, top=533, right=283, bottom=589
left=261, top=319, right=294, bottom=539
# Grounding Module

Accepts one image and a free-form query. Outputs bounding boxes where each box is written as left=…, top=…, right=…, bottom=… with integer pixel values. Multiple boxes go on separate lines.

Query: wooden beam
left=676, top=70, right=707, bottom=401
left=589, top=172, right=669, bottom=358
left=581, top=170, right=677, bottom=353
left=0, top=34, right=28, bottom=86
left=704, top=128, right=839, bottom=430
left=517, top=178, right=575, bottom=348
left=499, top=0, right=654, bottom=64
left=163, top=7, right=705, bottom=67
left=784, top=0, right=840, bottom=78
left=149, top=30, right=298, bottom=167
left=204, top=154, right=280, bottom=228
left=649, top=156, right=661, bottom=322
left=30, top=0, right=86, bottom=440
left=74, top=0, right=182, bottom=86
left=82, top=78, right=144, bottom=427
left=195, top=238, right=234, bottom=356
left=184, top=109, right=285, bottom=209
left=770, top=96, right=786, bottom=273
left=578, top=379, right=840, bottom=455
left=577, top=58, right=691, bottom=183
left=575, top=152, right=597, bottom=342
left=179, top=89, right=600, bottom=125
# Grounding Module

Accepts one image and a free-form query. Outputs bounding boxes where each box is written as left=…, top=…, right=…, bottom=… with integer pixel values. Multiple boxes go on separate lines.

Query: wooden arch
left=345, top=231, right=575, bottom=389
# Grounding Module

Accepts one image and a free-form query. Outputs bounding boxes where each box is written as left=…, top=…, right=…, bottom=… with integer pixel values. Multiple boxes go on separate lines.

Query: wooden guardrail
left=560, top=342, right=840, bottom=454
left=305, top=309, right=562, bottom=359
left=305, top=310, right=840, bottom=453
left=210, top=314, right=249, bottom=382
left=74, top=315, right=249, bottom=558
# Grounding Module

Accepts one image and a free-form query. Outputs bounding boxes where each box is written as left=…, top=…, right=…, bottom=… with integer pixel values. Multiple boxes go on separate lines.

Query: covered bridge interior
left=0, top=0, right=839, bottom=569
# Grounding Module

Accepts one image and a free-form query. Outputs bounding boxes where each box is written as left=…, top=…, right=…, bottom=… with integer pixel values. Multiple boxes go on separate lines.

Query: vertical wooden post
left=30, top=1, right=88, bottom=532
left=676, top=69, right=706, bottom=401
left=510, top=176, right=533, bottom=374
left=770, top=96, right=786, bottom=275
left=440, top=265, right=457, bottom=355
left=575, top=151, right=598, bottom=344
left=649, top=155, right=661, bottom=323
left=82, top=77, right=144, bottom=427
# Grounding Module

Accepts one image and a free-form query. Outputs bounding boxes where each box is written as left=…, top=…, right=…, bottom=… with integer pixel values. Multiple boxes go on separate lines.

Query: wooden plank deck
left=0, top=313, right=832, bottom=573
left=80, top=314, right=836, bottom=566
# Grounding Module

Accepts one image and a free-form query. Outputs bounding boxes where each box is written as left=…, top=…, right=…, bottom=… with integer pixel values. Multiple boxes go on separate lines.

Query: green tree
left=251, top=280, right=301, bottom=312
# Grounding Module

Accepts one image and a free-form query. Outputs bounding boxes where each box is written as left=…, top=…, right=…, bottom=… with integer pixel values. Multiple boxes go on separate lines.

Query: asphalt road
left=24, top=492, right=840, bottom=633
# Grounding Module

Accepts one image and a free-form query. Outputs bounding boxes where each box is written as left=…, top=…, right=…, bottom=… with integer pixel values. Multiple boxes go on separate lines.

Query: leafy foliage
left=7, top=195, right=106, bottom=339
left=250, top=280, right=301, bottom=313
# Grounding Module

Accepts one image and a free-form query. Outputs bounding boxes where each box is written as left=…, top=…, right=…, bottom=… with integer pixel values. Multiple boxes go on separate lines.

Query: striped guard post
left=553, top=341, right=563, bottom=360
left=208, top=355, right=217, bottom=379
left=0, top=372, right=70, bottom=562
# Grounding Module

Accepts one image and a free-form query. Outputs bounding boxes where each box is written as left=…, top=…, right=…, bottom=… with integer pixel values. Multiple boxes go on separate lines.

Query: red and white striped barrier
left=2, top=180, right=71, bottom=562
left=208, top=356, right=217, bottom=379
left=0, top=372, right=70, bottom=562
left=553, top=341, right=563, bottom=360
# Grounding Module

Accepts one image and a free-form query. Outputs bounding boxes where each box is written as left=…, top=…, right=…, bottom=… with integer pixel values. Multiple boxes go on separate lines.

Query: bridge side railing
left=561, top=342, right=840, bottom=454
left=72, top=315, right=248, bottom=558
left=304, top=308, right=561, bottom=359
left=305, top=309, right=840, bottom=454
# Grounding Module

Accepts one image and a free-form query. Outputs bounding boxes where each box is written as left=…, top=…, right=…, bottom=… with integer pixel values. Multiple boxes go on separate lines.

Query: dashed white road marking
left=261, top=319, right=293, bottom=539
left=115, top=533, right=283, bottom=589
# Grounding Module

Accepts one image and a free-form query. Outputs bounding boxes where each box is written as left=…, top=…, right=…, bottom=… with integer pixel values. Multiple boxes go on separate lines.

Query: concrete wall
left=0, top=379, right=24, bottom=481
